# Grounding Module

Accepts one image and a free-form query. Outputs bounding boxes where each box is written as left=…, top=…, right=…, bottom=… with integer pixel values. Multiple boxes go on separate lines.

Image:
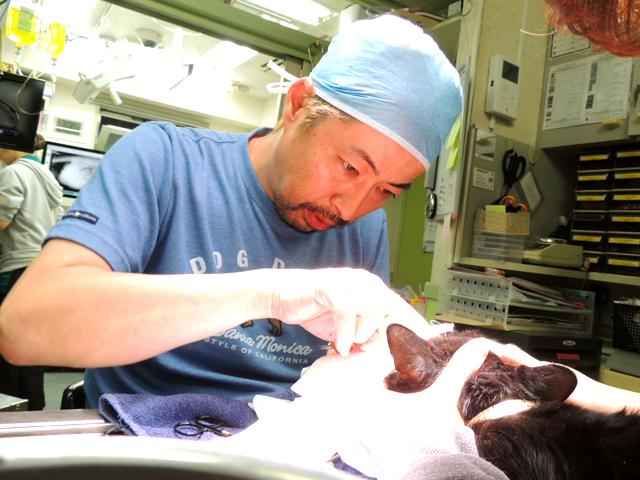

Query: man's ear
left=282, top=78, right=315, bottom=126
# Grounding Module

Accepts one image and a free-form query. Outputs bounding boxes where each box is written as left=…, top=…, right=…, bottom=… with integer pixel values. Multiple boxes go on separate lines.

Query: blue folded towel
left=99, top=393, right=258, bottom=439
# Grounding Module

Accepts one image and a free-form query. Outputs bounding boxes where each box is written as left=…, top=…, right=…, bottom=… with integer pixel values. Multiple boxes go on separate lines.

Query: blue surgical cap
left=310, top=14, right=463, bottom=168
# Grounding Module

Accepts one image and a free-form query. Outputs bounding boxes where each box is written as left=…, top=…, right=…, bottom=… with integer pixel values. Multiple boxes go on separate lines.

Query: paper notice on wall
left=551, top=31, right=590, bottom=58
left=543, top=60, right=589, bottom=130
left=543, top=54, right=633, bottom=130
left=584, top=55, right=632, bottom=124
left=472, top=167, right=495, bottom=191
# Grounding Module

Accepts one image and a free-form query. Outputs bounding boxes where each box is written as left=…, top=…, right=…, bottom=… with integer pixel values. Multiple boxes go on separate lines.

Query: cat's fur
left=385, top=324, right=640, bottom=480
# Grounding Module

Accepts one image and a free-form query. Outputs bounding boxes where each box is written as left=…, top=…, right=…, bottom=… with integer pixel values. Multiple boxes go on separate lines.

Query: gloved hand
left=267, top=267, right=432, bottom=356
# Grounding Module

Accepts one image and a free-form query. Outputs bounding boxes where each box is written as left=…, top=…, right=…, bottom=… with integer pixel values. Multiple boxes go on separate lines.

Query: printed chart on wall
left=543, top=54, right=632, bottom=130
left=550, top=31, right=590, bottom=58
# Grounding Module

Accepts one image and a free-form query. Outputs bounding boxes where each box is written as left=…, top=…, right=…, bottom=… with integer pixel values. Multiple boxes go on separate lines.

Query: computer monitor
left=0, top=72, right=45, bottom=153
left=42, top=142, right=104, bottom=198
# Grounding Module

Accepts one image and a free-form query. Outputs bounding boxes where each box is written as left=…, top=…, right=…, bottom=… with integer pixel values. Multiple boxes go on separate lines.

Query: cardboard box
left=475, top=208, right=530, bottom=236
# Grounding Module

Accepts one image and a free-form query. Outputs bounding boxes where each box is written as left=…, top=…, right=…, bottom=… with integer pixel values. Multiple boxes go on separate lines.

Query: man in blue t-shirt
left=0, top=15, right=462, bottom=407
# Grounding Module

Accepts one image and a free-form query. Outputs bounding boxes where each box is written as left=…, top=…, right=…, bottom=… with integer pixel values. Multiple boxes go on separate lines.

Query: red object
left=556, top=352, right=581, bottom=361
left=545, top=0, right=640, bottom=57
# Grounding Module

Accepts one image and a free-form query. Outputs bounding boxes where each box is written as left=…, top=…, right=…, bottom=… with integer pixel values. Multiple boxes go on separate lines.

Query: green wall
left=389, top=174, right=433, bottom=291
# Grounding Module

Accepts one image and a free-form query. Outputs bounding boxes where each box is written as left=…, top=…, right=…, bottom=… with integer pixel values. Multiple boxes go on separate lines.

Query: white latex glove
left=267, top=267, right=433, bottom=356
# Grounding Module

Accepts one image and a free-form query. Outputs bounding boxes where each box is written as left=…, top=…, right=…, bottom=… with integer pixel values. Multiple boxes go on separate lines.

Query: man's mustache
left=287, top=202, right=347, bottom=227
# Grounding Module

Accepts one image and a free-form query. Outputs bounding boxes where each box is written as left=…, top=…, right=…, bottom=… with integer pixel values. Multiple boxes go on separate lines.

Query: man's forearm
left=0, top=266, right=272, bottom=368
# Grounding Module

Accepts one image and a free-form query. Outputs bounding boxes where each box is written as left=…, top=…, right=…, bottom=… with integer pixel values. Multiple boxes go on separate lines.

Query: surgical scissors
left=173, top=415, right=232, bottom=439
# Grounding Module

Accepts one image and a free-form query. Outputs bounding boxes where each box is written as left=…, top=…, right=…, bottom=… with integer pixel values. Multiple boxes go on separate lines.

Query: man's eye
left=343, top=161, right=358, bottom=174
left=379, top=186, right=398, bottom=199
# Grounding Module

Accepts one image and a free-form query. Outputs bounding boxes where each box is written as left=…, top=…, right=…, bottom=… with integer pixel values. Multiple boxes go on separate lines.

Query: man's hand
left=267, top=268, right=430, bottom=356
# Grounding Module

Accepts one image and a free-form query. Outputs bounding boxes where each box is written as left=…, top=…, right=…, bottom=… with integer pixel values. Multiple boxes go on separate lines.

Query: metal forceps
left=173, top=415, right=232, bottom=439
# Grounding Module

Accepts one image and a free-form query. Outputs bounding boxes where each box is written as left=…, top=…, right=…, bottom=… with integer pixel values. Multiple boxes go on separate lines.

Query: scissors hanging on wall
left=492, top=148, right=528, bottom=212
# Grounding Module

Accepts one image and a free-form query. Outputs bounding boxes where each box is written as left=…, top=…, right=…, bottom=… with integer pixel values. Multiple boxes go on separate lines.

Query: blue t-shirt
left=47, top=122, right=390, bottom=407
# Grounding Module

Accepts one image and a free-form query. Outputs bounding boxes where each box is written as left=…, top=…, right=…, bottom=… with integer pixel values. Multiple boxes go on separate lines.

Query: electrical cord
left=15, top=70, right=43, bottom=116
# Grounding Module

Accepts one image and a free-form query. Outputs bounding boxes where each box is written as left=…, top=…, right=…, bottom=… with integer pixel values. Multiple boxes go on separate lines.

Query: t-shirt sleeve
left=366, top=212, right=390, bottom=284
left=46, top=122, right=175, bottom=272
left=0, top=168, right=25, bottom=223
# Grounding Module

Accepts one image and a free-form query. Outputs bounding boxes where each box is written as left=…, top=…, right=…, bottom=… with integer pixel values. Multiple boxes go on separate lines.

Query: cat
left=384, top=324, right=640, bottom=480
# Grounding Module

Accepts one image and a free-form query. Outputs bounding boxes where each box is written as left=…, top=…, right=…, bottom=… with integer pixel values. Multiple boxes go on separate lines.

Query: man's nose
left=332, top=181, right=375, bottom=222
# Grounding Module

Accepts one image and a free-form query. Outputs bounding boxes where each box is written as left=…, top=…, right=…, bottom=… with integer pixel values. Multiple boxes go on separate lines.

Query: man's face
left=268, top=116, right=425, bottom=233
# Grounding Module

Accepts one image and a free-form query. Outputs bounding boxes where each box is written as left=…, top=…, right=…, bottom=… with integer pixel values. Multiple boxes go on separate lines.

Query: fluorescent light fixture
left=233, top=0, right=332, bottom=27
left=203, top=40, right=258, bottom=70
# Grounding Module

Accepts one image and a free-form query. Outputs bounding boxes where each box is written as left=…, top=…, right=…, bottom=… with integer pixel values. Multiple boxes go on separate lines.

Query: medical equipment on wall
left=486, top=55, right=520, bottom=120
left=265, top=59, right=298, bottom=94
left=73, top=73, right=122, bottom=106
left=523, top=238, right=584, bottom=268
left=72, top=64, right=136, bottom=106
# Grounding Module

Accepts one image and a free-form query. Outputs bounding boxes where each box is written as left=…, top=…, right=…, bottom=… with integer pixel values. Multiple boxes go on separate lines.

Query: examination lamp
left=72, top=72, right=135, bottom=106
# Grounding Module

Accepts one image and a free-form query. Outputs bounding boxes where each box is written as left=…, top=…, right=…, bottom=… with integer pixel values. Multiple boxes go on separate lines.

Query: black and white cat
left=385, top=324, right=640, bottom=480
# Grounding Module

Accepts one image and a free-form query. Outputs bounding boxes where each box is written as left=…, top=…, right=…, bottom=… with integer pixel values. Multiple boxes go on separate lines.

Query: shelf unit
left=439, top=269, right=595, bottom=335
left=460, top=256, right=640, bottom=287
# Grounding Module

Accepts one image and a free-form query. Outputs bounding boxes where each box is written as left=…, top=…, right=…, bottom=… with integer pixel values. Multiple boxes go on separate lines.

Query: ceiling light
left=232, top=0, right=332, bottom=27
left=203, top=40, right=258, bottom=70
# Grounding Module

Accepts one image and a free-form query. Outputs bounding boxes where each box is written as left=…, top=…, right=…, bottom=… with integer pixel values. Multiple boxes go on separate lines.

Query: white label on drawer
left=473, top=167, right=495, bottom=191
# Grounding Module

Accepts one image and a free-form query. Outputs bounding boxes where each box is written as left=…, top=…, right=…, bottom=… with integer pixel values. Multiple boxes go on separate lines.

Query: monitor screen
left=42, top=142, right=104, bottom=198
left=0, top=72, right=45, bottom=152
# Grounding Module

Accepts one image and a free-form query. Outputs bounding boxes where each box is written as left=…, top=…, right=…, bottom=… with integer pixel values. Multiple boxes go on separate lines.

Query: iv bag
left=42, top=21, right=66, bottom=60
left=5, top=2, right=40, bottom=48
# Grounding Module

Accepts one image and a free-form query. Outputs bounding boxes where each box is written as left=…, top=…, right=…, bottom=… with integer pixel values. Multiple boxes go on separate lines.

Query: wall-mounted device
left=486, top=55, right=520, bottom=121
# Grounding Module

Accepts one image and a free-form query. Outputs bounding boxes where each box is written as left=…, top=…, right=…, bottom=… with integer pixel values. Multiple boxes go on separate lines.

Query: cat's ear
left=526, top=364, right=578, bottom=401
left=385, top=323, right=432, bottom=393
